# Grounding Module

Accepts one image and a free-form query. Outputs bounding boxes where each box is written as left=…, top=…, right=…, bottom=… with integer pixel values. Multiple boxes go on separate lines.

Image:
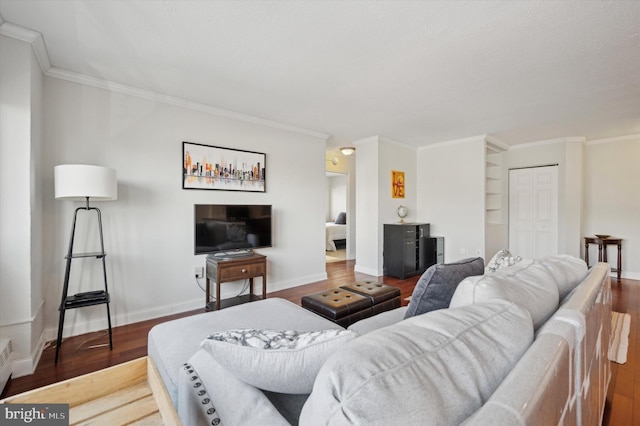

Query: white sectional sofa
left=148, top=255, right=611, bottom=425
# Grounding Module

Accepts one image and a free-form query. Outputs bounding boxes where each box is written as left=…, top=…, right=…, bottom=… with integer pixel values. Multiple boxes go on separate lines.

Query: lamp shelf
left=65, top=252, right=107, bottom=259
left=63, top=291, right=110, bottom=309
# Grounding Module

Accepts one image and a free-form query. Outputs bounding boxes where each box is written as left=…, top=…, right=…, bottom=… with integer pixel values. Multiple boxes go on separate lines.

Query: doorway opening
left=326, top=171, right=348, bottom=263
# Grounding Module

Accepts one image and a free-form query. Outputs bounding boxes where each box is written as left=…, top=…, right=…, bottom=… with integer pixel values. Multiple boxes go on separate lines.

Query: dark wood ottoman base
left=301, top=282, right=401, bottom=327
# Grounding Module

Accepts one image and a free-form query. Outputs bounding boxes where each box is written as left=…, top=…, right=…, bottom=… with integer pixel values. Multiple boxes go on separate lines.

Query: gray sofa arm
left=347, top=307, right=408, bottom=335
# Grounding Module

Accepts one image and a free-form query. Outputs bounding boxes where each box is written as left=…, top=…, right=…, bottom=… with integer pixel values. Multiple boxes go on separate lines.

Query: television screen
left=194, top=204, right=272, bottom=255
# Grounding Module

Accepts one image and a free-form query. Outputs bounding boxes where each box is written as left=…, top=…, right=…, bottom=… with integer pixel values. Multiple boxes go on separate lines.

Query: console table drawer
left=219, top=262, right=265, bottom=280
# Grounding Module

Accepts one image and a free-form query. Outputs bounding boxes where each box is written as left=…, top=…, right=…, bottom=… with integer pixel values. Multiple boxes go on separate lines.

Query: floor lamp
left=54, top=164, right=117, bottom=364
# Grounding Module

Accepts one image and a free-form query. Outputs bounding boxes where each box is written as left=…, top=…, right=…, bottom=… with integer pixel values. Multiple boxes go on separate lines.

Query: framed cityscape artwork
left=182, top=141, right=266, bottom=192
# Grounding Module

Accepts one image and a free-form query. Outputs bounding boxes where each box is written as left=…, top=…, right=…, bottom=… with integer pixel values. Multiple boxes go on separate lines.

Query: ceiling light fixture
left=340, top=147, right=356, bottom=156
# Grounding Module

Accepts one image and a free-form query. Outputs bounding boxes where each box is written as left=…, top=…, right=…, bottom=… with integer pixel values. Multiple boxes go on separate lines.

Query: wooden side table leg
left=598, top=243, right=603, bottom=262
left=216, top=270, right=222, bottom=311
left=249, top=277, right=254, bottom=298
left=585, top=241, right=590, bottom=267
left=262, top=274, right=267, bottom=300
left=205, top=277, right=211, bottom=310
left=618, top=242, right=622, bottom=280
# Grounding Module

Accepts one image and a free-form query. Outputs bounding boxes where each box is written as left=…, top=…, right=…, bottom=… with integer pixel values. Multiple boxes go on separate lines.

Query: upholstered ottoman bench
left=301, top=281, right=401, bottom=327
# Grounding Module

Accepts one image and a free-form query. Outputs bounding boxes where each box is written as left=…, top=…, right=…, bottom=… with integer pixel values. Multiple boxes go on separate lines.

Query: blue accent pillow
left=404, top=257, right=484, bottom=318
left=335, top=212, right=346, bottom=225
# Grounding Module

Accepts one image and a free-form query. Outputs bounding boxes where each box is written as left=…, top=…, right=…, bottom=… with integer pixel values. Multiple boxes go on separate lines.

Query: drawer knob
left=241, top=268, right=247, bottom=273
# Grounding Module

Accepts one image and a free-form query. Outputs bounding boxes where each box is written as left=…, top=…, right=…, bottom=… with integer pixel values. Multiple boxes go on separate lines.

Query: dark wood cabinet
left=383, top=223, right=430, bottom=279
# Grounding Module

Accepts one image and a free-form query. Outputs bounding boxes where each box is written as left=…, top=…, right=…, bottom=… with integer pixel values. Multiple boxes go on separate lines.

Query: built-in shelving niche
left=484, top=138, right=508, bottom=260
left=485, top=142, right=504, bottom=224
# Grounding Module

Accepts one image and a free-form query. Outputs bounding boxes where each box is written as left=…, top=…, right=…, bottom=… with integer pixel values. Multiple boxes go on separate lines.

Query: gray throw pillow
left=404, top=257, right=484, bottom=319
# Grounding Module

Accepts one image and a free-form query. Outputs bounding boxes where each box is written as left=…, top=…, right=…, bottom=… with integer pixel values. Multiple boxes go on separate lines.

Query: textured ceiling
left=1, top=0, right=639, bottom=148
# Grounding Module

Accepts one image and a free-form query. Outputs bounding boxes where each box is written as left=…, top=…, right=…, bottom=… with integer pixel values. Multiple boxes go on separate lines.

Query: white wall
left=0, top=35, right=45, bottom=376
left=417, top=137, right=486, bottom=262
left=583, top=135, right=640, bottom=279
left=354, top=137, right=417, bottom=275
left=355, top=138, right=380, bottom=275
left=38, top=76, right=328, bottom=341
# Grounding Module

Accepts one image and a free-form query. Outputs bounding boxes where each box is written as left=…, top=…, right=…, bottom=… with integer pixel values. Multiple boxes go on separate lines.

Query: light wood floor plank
left=70, top=382, right=152, bottom=424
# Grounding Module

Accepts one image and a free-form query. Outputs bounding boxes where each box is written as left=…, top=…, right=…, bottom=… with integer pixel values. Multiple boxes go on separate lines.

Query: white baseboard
left=43, top=273, right=331, bottom=343
left=353, top=264, right=380, bottom=277
left=618, top=271, right=640, bottom=281
left=44, top=298, right=204, bottom=342
left=12, top=330, right=46, bottom=378
left=270, top=272, right=328, bottom=292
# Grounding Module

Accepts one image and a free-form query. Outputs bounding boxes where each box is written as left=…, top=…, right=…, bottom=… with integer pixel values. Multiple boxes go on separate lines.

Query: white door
left=509, top=166, right=558, bottom=259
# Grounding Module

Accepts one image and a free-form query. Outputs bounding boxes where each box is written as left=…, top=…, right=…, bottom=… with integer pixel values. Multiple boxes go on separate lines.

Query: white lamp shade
left=54, top=165, right=117, bottom=201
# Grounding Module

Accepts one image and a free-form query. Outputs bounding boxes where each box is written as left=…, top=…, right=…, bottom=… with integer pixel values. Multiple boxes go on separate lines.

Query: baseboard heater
left=0, top=339, right=14, bottom=394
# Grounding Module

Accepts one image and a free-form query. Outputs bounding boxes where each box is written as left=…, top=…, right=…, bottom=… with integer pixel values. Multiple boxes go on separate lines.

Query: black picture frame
left=182, top=141, right=266, bottom=192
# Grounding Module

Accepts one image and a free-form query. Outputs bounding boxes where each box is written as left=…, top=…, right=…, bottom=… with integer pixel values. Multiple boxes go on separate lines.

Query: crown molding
left=418, top=134, right=488, bottom=151
left=509, top=136, right=580, bottom=150
left=45, top=68, right=330, bottom=140
left=352, top=136, right=381, bottom=146
left=485, top=135, right=510, bottom=152
left=1, top=19, right=329, bottom=140
left=0, top=21, right=51, bottom=73
left=379, top=136, right=416, bottom=150
left=586, top=134, right=640, bottom=146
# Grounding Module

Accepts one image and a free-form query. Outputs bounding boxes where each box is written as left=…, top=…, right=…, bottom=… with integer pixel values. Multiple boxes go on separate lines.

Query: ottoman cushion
left=302, top=289, right=372, bottom=327
left=341, top=281, right=402, bottom=314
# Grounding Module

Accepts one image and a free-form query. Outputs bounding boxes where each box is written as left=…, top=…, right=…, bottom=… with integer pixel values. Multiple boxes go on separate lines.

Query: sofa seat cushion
left=300, top=301, right=533, bottom=425
left=201, top=328, right=358, bottom=394
left=404, top=257, right=484, bottom=319
left=148, top=298, right=343, bottom=407
left=450, top=259, right=560, bottom=329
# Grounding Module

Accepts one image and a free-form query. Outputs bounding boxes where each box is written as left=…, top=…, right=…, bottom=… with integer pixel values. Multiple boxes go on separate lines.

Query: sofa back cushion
left=300, top=301, right=533, bottom=425
left=450, top=255, right=587, bottom=329
left=537, top=254, right=588, bottom=299
left=404, top=257, right=484, bottom=319
left=450, top=259, right=560, bottom=329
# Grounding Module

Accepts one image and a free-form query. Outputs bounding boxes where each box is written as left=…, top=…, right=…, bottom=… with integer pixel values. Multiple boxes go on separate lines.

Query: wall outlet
left=459, top=248, right=466, bottom=255
left=194, top=266, right=204, bottom=279
left=476, top=249, right=482, bottom=256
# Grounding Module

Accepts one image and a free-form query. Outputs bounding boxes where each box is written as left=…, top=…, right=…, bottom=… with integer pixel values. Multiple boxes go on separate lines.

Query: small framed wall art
left=391, top=170, right=405, bottom=198
left=182, top=141, right=266, bottom=192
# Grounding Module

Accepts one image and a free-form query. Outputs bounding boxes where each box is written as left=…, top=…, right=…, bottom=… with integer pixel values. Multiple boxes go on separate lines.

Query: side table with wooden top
left=584, top=236, right=622, bottom=280
left=205, top=252, right=267, bottom=310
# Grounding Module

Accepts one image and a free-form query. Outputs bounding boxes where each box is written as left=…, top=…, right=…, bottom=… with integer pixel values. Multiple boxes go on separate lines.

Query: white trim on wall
left=417, top=134, right=488, bottom=152
left=0, top=21, right=330, bottom=141
left=510, top=137, right=585, bottom=151
left=587, top=134, right=640, bottom=146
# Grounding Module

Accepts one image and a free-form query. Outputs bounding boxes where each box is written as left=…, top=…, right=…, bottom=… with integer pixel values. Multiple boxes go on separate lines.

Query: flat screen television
left=194, top=204, right=272, bottom=255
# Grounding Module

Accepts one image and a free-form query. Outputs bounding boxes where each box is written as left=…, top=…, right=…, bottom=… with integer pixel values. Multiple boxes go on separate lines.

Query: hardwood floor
left=604, top=277, right=640, bottom=425
left=2, top=260, right=638, bottom=425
